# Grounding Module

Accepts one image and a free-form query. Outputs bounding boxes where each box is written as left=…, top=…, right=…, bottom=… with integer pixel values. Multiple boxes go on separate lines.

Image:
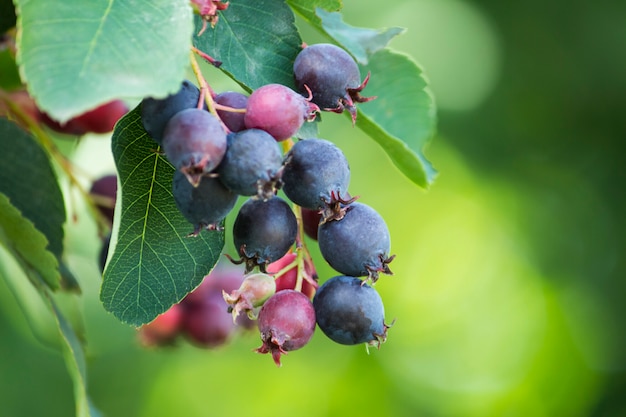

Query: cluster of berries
left=135, top=43, right=394, bottom=366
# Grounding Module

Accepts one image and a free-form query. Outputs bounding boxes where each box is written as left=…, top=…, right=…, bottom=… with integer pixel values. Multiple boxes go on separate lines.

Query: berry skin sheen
left=141, top=80, right=203, bottom=144
left=313, top=275, right=388, bottom=347
left=293, top=43, right=375, bottom=123
left=232, top=196, right=298, bottom=272
left=256, top=290, right=316, bottom=366
left=244, top=83, right=319, bottom=141
left=317, top=202, right=394, bottom=282
left=162, top=108, right=227, bottom=186
left=172, top=170, right=238, bottom=236
left=282, top=138, right=350, bottom=210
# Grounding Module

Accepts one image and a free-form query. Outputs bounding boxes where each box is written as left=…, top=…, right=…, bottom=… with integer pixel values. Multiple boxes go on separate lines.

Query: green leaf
left=101, top=106, right=225, bottom=327
left=0, top=0, right=16, bottom=33
left=317, top=8, right=405, bottom=65
left=356, top=49, right=437, bottom=188
left=14, top=0, right=193, bottom=123
left=0, top=193, right=61, bottom=289
left=193, top=0, right=302, bottom=90
left=287, top=0, right=341, bottom=26
left=0, top=118, right=66, bottom=261
left=0, top=48, right=22, bottom=90
left=49, top=298, right=103, bottom=417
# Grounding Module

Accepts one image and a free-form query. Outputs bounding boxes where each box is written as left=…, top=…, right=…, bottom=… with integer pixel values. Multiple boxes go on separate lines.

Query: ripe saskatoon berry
left=215, top=91, right=248, bottom=133
left=231, top=196, right=298, bottom=272
left=141, top=80, right=203, bottom=144
left=256, top=290, right=316, bottom=366
left=172, top=170, right=238, bottom=235
left=42, top=100, right=128, bottom=135
left=282, top=138, right=350, bottom=210
left=137, top=303, right=184, bottom=347
left=243, top=83, right=319, bottom=141
left=223, top=272, right=276, bottom=321
left=162, top=108, right=227, bottom=186
left=293, top=43, right=375, bottom=123
left=318, top=202, right=394, bottom=283
left=216, top=129, right=283, bottom=198
left=313, top=275, right=389, bottom=347
left=267, top=251, right=317, bottom=299
left=89, top=174, right=117, bottom=224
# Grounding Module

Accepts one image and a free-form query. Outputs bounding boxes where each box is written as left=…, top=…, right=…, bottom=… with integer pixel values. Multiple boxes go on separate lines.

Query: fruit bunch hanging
left=134, top=42, right=394, bottom=366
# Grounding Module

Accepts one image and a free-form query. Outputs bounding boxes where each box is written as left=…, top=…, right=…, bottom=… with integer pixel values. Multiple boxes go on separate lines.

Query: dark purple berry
left=244, top=83, right=319, bottom=141
left=317, top=202, right=394, bottom=282
left=301, top=207, right=322, bottom=240
left=231, top=196, right=297, bottom=272
left=256, top=290, right=316, bottom=366
left=90, top=174, right=117, bottom=224
left=172, top=170, right=238, bottom=236
left=293, top=43, right=375, bottom=123
left=141, top=80, right=203, bottom=144
left=282, top=138, right=350, bottom=210
left=215, top=91, right=248, bottom=132
left=162, top=108, right=227, bottom=186
left=217, top=129, right=283, bottom=198
left=313, top=275, right=388, bottom=347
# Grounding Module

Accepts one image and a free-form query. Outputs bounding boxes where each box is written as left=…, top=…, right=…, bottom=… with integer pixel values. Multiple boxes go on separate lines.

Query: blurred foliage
left=1, top=0, right=625, bottom=416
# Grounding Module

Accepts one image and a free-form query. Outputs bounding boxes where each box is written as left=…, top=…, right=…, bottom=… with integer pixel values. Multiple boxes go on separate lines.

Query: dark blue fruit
left=282, top=138, right=350, bottom=210
left=172, top=170, right=238, bottom=236
left=215, top=91, right=248, bottom=133
left=256, top=289, right=316, bottom=366
left=141, top=80, right=203, bottom=144
left=231, top=196, right=297, bottom=272
left=317, top=202, right=393, bottom=282
left=217, top=129, right=283, bottom=198
left=293, top=43, right=375, bottom=123
left=313, top=275, right=388, bottom=347
left=162, top=108, right=227, bottom=186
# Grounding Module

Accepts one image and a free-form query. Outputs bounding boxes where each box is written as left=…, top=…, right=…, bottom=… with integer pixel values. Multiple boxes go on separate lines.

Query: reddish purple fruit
left=244, top=83, right=319, bottom=141
left=42, top=100, right=128, bottom=135
left=137, top=303, right=184, bottom=347
left=267, top=252, right=318, bottom=299
left=181, top=262, right=251, bottom=347
left=256, top=290, right=316, bottom=366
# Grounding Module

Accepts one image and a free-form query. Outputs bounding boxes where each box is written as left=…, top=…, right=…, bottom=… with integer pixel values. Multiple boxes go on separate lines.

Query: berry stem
left=189, top=49, right=233, bottom=134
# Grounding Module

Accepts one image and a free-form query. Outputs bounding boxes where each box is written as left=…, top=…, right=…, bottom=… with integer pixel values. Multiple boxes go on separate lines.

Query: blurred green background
left=1, top=0, right=625, bottom=416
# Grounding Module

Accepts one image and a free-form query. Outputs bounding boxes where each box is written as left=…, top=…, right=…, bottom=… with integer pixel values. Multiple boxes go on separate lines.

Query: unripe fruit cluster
left=135, top=43, right=393, bottom=366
